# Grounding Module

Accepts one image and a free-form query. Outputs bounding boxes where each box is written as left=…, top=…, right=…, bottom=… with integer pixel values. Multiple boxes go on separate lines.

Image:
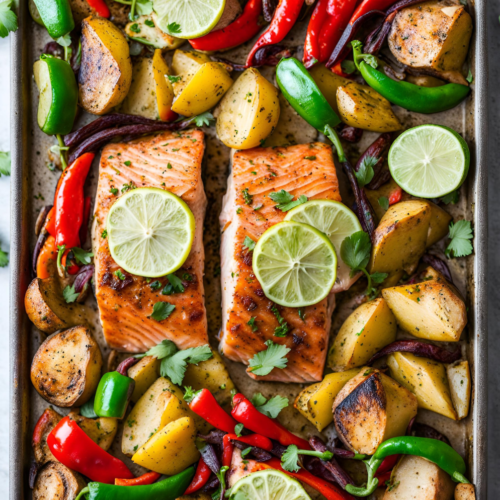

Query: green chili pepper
left=33, top=54, right=78, bottom=136
left=346, top=436, right=470, bottom=497
left=29, top=0, right=45, bottom=26
left=94, top=371, right=135, bottom=419
left=76, top=466, right=195, bottom=500
left=351, top=41, right=470, bottom=114
left=32, top=0, right=74, bottom=39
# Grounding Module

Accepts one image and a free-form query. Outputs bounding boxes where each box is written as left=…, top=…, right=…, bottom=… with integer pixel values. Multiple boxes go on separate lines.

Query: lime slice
left=107, top=187, right=195, bottom=278
left=284, top=200, right=362, bottom=290
left=252, top=221, right=337, bottom=308
left=229, top=470, right=311, bottom=500
left=388, top=124, right=470, bottom=198
left=153, top=0, right=226, bottom=39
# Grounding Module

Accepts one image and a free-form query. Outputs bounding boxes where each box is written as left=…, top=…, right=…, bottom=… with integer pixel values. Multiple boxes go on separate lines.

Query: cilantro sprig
left=248, top=340, right=290, bottom=376
left=0, top=151, right=11, bottom=176
left=445, top=220, right=473, bottom=258
left=251, top=393, right=289, bottom=418
left=243, top=236, right=256, bottom=251
left=271, top=305, right=289, bottom=337
left=269, top=190, right=308, bottom=212
left=355, top=155, right=377, bottom=188
left=0, top=0, right=18, bottom=38
left=63, top=284, right=79, bottom=303
left=150, top=302, right=176, bottom=321
left=281, top=445, right=333, bottom=472
left=71, top=247, right=94, bottom=265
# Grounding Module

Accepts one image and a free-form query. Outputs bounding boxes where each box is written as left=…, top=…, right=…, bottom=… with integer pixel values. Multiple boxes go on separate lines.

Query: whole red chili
left=222, top=434, right=235, bottom=467
left=188, top=388, right=238, bottom=434
left=184, top=459, right=212, bottom=494
left=115, top=472, right=161, bottom=486
left=228, top=433, right=273, bottom=451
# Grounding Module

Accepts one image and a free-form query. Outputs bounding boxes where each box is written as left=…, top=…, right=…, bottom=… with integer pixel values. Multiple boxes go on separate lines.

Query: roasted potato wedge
left=125, top=14, right=184, bottom=50
left=33, top=462, right=86, bottom=500
left=455, top=484, right=476, bottom=500
left=336, top=81, right=402, bottom=132
left=68, top=0, right=92, bottom=23
left=128, top=355, right=160, bottom=402
left=309, top=64, right=350, bottom=116
left=132, top=416, right=199, bottom=475
left=32, top=408, right=62, bottom=465
left=328, top=298, right=397, bottom=371
left=215, top=68, right=280, bottom=149
left=383, top=455, right=455, bottom=500
left=333, top=368, right=417, bottom=455
left=447, top=360, right=471, bottom=419
left=387, top=352, right=457, bottom=420
left=368, top=200, right=432, bottom=276
left=382, top=280, right=467, bottom=342
left=68, top=411, right=118, bottom=450
left=406, top=74, right=446, bottom=87
left=79, top=16, right=132, bottom=115
left=171, top=49, right=211, bottom=95
left=31, top=326, right=102, bottom=407
left=152, top=49, right=176, bottom=121
left=25, top=277, right=86, bottom=334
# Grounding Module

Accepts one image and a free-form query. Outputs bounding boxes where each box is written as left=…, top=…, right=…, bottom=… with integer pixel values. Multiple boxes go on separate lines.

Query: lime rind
left=107, top=187, right=195, bottom=278
left=253, top=221, right=337, bottom=308
left=388, top=124, right=470, bottom=198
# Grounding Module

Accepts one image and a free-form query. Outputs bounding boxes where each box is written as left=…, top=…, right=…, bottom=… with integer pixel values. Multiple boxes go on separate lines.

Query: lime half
left=253, top=221, right=337, bottom=308
left=107, top=188, right=195, bottom=278
left=284, top=200, right=362, bottom=290
left=388, top=124, right=470, bottom=198
left=229, top=470, right=311, bottom=500
left=153, top=0, right=226, bottom=39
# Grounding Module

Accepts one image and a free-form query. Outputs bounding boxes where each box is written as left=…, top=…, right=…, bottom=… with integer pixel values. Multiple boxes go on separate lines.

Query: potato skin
left=31, top=326, right=102, bottom=407
left=309, top=64, right=350, bottom=116
left=32, top=408, right=62, bottom=465
left=68, top=411, right=118, bottom=451
left=128, top=355, right=160, bottom=403
left=454, top=484, right=476, bottom=500
left=447, top=360, right=471, bottom=419
left=33, top=462, right=86, bottom=500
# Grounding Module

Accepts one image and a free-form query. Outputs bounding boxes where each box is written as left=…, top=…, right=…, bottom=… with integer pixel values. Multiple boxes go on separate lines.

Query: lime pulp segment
left=107, top=188, right=195, bottom=278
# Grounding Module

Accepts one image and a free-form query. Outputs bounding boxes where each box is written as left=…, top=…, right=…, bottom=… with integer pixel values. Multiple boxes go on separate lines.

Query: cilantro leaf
left=269, top=190, right=308, bottom=212
left=166, top=21, right=181, bottom=34
left=281, top=445, right=333, bottom=472
left=161, top=345, right=213, bottom=385
left=0, top=0, right=17, bottom=38
left=136, top=339, right=178, bottom=359
left=162, top=274, right=185, bottom=295
left=341, top=60, right=356, bottom=75
left=150, top=302, right=175, bottom=321
left=271, top=304, right=289, bottom=337
left=0, top=246, right=8, bottom=267
left=71, top=247, right=94, bottom=265
left=234, top=423, right=244, bottom=436
left=340, top=231, right=371, bottom=275
left=0, top=151, right=10, bottom=176
left=247, top=316, right=258, bottom=332
left=63, top=284, right=79, bottom=303
left=252, top=393, right=289, bottom=418
left=248, top=340, right=290, bottom=376
left=167, top=74, right=182, bottom=83
left=241, top=447, right=252, bottom=458
left=466, top=70, right=473, bottom=84
left=378, top=196, right=389, bottom=211
left=243, top=236, right=256, bottom=251
left=135, top=0, right=153, bottom=16
left=251, top=393, right=267, bottom=407
left=371, top=272, right=388, bottom=284
left=446, top=220, right=473, bottom=258
left=191, top=112, right=215, bottom=127
left=56, top=33, right=72, bottom=47
left=150, top=280, right=162, bottom=291
left=355, top=155, right=377, bottom=188
left=80, top=398, right=97, bottom=418
left=242, top=188, right=253, bottom=205
left=114, top=269, right=126, bottom=281
left=441, top=190, right=459, bottom=205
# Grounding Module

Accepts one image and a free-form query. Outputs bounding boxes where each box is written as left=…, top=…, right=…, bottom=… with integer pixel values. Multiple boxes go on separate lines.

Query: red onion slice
left=73, top=264, right=94, bottom=293
left=116, top=356, right=140, bottom=376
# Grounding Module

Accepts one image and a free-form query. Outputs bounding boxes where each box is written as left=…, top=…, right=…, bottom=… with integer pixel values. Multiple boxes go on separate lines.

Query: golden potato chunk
left=33, top=462, right=86, bottom=500
left=128, top=355, right=160, bottom=403
left=125, top=14, right=184, bottom=50
left=68, top=411, right=118, bottom=451
left=447, top=360, right=471, bottom=419
left=309, top=64, right=350, bottom=116
left=171, top=50, right=211, bottom=95
left=455, top=484, right=476, bottom=500
left=328, top=298, right=397, bottom=371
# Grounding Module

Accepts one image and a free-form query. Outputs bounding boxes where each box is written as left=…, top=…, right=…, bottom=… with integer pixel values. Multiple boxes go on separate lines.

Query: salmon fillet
left=92, top=130, right=209, bottom=353
left=219, top=143, right=341, bottom=383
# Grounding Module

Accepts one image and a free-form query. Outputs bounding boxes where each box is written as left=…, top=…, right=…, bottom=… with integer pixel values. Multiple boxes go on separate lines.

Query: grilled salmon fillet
left=219, top=143, right=341, bottom=383
left=92, top=130, right=209, bottom=353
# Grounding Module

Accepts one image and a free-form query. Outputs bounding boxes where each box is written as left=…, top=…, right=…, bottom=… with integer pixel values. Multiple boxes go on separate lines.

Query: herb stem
left=324, top=124, right=345, bottom=162
left=56, top=134, right=68, bottom=170
left=360, top=267, right=373, bottom=295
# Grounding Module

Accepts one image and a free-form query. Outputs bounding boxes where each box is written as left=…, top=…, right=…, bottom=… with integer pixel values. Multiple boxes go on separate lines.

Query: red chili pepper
left=388, top=186, right=402, bottom=205
left=36, top=235, right=57, bottom=279
left=231, top=393, right=310, bottom=449
left=189, top=388, right=238, bottom=434
left=44, top=207, right=56, bottom=236
left=79, top=196, right=91, bottom=246
left=331, top=60, right=353, bottom=78
left=115, top=472, right=161, bottom=486
left=256, top=458, right=354, bottom=500
left=375, top=469, right=392, bottom=485
left=376, top=453, right=399, bottom=476
left=84, top=0, right=110, bottom=17
left=55, top=153, right=94, bottom=249
left=47, top=416, right=134, bottom=484
left=61, top=249, right=80, bottom=275
left=184, top=459, right=212, bottom=494
left=189, top=0, right=262, bottom=52
left=222, top=434, right=235, bottom=467
left=246, top=0, right=304, bottom=67
left=349, top=0, right=395, bottom=23
left=227, top=433, right=273, bottom=451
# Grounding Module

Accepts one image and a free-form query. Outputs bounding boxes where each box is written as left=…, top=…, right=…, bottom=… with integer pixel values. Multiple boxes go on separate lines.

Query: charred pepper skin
left=94, top=371, right=135, bottom=419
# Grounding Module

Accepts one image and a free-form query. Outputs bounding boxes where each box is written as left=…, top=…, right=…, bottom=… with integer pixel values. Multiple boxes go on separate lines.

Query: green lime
left=252, top=221, right=337, bottom=308
left=107, top=188, right=195, bottom=278
left=153, top=0, right=226, bottom=39
left=388, top=124, right=470, bottom=198
left=229, top=470, right=311, bottom=500
left=284, top=200, right=362, bottom=290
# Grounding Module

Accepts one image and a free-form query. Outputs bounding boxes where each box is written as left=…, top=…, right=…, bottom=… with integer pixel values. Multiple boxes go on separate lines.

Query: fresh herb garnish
left=441, top=190, right=459, bottom=205
left=281, top=444, right=333, bottom=472
left=445, top=220, right=473, bottom=258
left=62, top=284, right=79, bottom=303
left=150, top=280, right=162, bottom=291
left=166, top=21, right=181, bottom=34
left=72, top=247, right=94, bottom=265
left=0, top=151, right=11, bottom=175
left=271, top=304, right=289, bottom=337
left=162, top=274, right=185, bottom=295
left=191, top=112, right=215, bottom=127
left=167, top=74, right=182, bottom=83
left=243, top=236, right=256, bottom=251
left=0, top=0, right=18, bottom=38
left=248, top=340, right=290, bottom=376
left=150, top=302, right=175, bottom=321
left=242, top=188, right=253, bottom=205
left=269, top=190, right=308, bottom=212
left=247, top=316, right=258, bottom=332
left=251, top=393, right=288, bottom=418
left=378, top=196, right=389, bottom=211
left=114, top=269, right=126, bottom=281
left=234, top=423, right=244, bottom=437
left=355, top=155, right=377, bottom=188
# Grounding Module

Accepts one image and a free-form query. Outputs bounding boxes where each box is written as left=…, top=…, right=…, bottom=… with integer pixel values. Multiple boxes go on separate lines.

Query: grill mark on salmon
left=219, top=143, right=341, bottom=383
left=92, top=130, right=209, bottom=353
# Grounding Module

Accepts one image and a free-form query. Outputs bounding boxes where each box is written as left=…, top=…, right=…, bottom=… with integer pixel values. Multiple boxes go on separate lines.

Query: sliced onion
left=73, top=264, right=94, bottom=293
left=116, top=357, right=139, bottom=376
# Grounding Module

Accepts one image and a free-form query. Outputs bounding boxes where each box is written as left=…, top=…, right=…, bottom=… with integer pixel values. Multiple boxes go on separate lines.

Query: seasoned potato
left=388, top=0, right=472, bottom=72
left=382, top=280, right=467, bottom=342
left=406, top=74, right=445, bottom=87
left=128, top=355, right=160, bottom=402
left=336, top=81, right=402, bottom=132
left=33, top=462, right=86, bottom=500
left=455, top=484, right=476, bottom=500
left=32, top=408, right=62, bottom=465
left=333, top=368, right=417, bottom=454
left=125, top=14, right=184, bottom=50
left=171, top=50, right=211, bottom=94
left=68, top=411, right=118, bottom=451
left=68, top=0, right=92, bottom=24
left=368, top=200, right=432, bottom=276
left=79, top=16, right=132, bottom=115
left=328, top=298, right=397, bottom=371
left=31, top=326, right=102, bottom=407
left=383, top=455, right=455, bottom=500
left=309, top=64, right=350, bottom=116
left=387, top=352, right=457, bottom=420
left=295, top=370, right=358, bottom=431
left=215, top=68, right=280, bottom=149
left=132, top=416, right=199, bottom=475
left=122, top=376, right=189, bottom=456
left=25, top=277, right=86, bottom=334
left=447, top=360, right=471, bottom=419
left=152, top=49, right=176, bottom=121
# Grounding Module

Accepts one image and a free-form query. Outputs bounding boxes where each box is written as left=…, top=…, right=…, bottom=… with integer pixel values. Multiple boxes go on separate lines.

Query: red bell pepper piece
left=189, top=388, right=238, bottom=434
left=246, top=0, right=304, bottom=67
left=55, top=152, right=94, bottom=249
left=388, top=186, right=402, bottom=205
left=227, top=433, right=273, bottom=451
left=61, top=249, right=80, bottom=275
left=375, top=469, right=392, bottom=485
left=190, top=0, right=262, bottom=52
left=47, top=416, right=134, bottom=484
left=44, top=207, right=56, bottom=236
left=85, top=0, right=110, bottom=17
left=349, top=0, right=395, bottom=24
left=36, top=235, right=57, bottom=279
left=231, top=393, right=310, bottom=449
left=184, top=458, right=212, bottom=494
left=115, top=472, right=161, bottom=486
left=331, top=60, right=353, bottom=78
left=222, top=433, right=235, bottom=467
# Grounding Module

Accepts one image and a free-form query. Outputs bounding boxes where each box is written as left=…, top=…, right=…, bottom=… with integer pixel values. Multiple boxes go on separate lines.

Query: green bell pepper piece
left=94, top=371, right=135, bottom=419
left=33, top=0, right=74, bottom=38
left=33, top=54, right=78, bottom=136
left=76, top=466, right=195, bottom=500
left=351, top=41, right=470, bottom=114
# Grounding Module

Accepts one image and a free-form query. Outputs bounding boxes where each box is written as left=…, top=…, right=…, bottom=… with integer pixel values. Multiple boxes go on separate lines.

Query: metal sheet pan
left=9, top=0, right=489, bottom=497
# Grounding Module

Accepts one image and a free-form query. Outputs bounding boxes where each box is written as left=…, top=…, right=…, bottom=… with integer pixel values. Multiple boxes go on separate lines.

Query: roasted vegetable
left=127, top=355, right=161, bottom=402
left=308, top=64, right=350, bottom=116
left=79, top=16, right=132, bottom=115
left=328, top=298, right=397, bottom=371
left=447, top=360, right=471, bottom=420
left=332, top=368, right=417, bottom=455
left=30, top=326, right=102, bottom=407
left=215, top=68, right=280, bottom=149
left=68, top=411, right=118, bottom=451
left=382, top=279, right=467, bottom=342
left=125, top=14, right=184, bottom=50
left=387, top=352, right=458, bottom=420
left=33, top=408, right=63, bottom=466
left=455, top=484, right=476, bottom=500
left=132, top=416, right=200, bottom=475
left=171, top=50, right=211, bottom=95
left=33, top=461, right=86, bottom=500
